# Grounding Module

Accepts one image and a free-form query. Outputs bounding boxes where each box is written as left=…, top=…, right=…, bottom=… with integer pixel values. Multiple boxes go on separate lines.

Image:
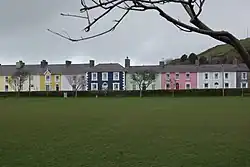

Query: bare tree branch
left=48, top=0, right=250, bottom=68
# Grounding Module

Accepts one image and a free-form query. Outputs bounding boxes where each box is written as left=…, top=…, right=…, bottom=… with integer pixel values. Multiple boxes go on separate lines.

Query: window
left=241, top=82, right=247, bottom=88
left=91, top=73, right=97, bottom=81
left=214, top=73, right=219, bottom=79
left=186, top=73, right=190, bottom=80
left=242, top=72, right=247, bottom=80
left=132, top=84, right=136, bottom=90
left=224, top=82, right=229, bottom=88
left=45, top=84, right=50, bottom=91
left=113, top=83, right=120, bottom=90
left=55, top=75, right=60, bottom=82
left=91, top=83, right=98, bottom=90
left=204, top=83, right=209, bottom=88
left=185, top=83, right=191, bottom=89
left=5, top=85, right=8, bottom=92
left=166, top=73, right=170, bottom=80
left=46, top=75, right=50, bottom=81
left=151, top=84, right=155, bottom=90
left=102, top=82, right=108, bottom=90
left=204, top=73, right=208, bottom=79
left=102, top=72, right=108, bottom=81
left=214, top=82, right=219, bottom=88
left=81, top=75, right=85, bottom=80
left=72, top=75, right=77, bottom=81
left=166, top=83, right=170, bottom=89
left=224, top=73, right=229, bottom=79
left=56, top=84, right=59, bottom=91
left=5, top=76, right=8, bottom=82
left=175, top=73, right=180, bottom=80
left=113, top=72, right=119, bottom=81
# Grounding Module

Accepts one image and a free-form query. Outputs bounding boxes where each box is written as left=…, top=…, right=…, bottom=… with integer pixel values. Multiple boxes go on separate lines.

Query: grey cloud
left=0, top=0, right=249, bottom=66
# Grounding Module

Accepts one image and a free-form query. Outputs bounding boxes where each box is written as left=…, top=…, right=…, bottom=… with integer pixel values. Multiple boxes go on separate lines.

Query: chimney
left=65, top=60, right=72, bottom=67
left=195, top=59, right=199, bottom=66
left=159, top=61, right=165, bottom=67
left=233, top=58, right=238, bottom=65
left=40, top=60, right=48, bottom=68
left=125, top=57, right=130, bottom=68
left=16, top=60, right=25, bottom=69
left=89, top=60, right=95, bottom=67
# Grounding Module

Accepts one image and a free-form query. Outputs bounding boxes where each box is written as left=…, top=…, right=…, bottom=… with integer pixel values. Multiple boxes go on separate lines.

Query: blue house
left=87, top=60, right=125, bottom=91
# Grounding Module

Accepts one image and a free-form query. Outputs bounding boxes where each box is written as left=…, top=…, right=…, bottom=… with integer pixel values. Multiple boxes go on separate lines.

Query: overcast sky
left=0, top=0, right=249, bottom=66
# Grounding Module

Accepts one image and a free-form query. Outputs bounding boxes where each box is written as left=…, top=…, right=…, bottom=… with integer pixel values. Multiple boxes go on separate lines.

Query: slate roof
left=0, top=62, right=249, bottom=76
left=90, top=63, right=125, bottom=72
left=0, top=64, right=91, bottom=76
left=126, top=64, right=249, bottom=73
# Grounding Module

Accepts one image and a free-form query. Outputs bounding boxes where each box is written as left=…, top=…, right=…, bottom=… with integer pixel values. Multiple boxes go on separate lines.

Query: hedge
left=0, top=88, right=250, bottom=97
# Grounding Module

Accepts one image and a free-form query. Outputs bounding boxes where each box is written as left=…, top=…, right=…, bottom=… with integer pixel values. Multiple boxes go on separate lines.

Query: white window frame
left=113, top=83, right=120, bottom=91
left=185, top=82, right=191, bottom=89
left=5, top=85, right=8, bottom=92
left=204, top=73, right=208, bottom=80
left=55, top=84, right=60, bottom=91
left=242, top=72, right=247, bottom=80
left=102, top=72, right=108, bottom=81
left=91, top=83, right=98, bottom=90
left=5, top=76, right=8, bottom=83
left=224, top=73, right=229, bottom=79
left=214, top=73, right=219, bottom=79
left=102, top=82, right=108, bottom=90
left=166, top=73, right=170, bottom=80
left=166, top=82, right=170, bottom=89
left=204, top=83, right=209, bottom=88
left=185, top=72, right=190, bottom=80
left=241, top=82, right=248, bottom=88
left=55, top=75, right=60, bottom=82
left=45, top=75, right=51, bottom=81
left=113, top=72, right=119, bottom=81
left=91, top=72, right=97, bottom=81
left=175, top=73, right=180, bottom=80
left=214, top=82, right=219, bottom=88
left=224, top=82, right=229, bottom=88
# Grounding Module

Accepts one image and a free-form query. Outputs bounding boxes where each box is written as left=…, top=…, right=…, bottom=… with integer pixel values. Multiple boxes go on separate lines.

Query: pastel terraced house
left=87, top=60, right=125, bottom=91
left=161, top=63, right=198, bottom=90
left=125, top=57, right=162, bottom=90
left=197, top=63, right=249, bottom=89
left=0, top=60, right=90, bottom=92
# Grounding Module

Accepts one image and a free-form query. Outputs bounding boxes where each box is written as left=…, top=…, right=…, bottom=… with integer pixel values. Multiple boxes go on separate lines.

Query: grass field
left=0, top=97, right=250, bottom=167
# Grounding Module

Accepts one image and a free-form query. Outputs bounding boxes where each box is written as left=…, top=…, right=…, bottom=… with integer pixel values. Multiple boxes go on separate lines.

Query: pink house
left=161, top=65, right=198, bottom=89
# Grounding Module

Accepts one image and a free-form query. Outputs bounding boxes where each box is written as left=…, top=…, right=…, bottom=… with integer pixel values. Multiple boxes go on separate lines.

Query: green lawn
left=0, top=97, right=250, bottom=167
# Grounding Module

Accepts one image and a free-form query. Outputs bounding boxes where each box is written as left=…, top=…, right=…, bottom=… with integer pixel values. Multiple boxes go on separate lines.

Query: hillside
left=198, top=38, right=250, bottom=61
left=168, top=38, right=250, bottom=65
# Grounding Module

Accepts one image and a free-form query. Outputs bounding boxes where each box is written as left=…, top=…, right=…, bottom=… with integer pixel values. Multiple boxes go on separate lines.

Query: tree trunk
left=139, top=89, right=142, bottom=98
left=75, top=90, right=78, bottom=97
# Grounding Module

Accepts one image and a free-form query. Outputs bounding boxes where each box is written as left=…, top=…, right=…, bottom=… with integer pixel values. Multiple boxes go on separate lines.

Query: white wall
left=4, top=75, right=40, bottom=92
left=126, top=73, right=161, bottom=90
left=197, top=72, right=236, bottom=89
left=61, top=73, right=88, bottom=91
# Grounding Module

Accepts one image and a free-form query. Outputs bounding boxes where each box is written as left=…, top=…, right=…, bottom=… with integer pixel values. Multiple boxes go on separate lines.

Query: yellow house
left=39, top=68, right=62, bottom=91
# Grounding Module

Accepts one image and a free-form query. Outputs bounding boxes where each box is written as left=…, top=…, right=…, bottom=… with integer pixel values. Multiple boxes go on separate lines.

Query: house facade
left=87, top=61, right=125, bottom=91
left=125, top=66, right=162, bottom=90
left=161, top=65, right=198, bottom=89
left=236, top=64, right=249, bottom=88
left=197, top=64, right=237, bottom=89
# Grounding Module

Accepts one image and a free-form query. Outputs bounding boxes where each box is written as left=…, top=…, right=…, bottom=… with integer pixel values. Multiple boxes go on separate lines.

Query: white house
left=197, top=64, right=237, bottom=89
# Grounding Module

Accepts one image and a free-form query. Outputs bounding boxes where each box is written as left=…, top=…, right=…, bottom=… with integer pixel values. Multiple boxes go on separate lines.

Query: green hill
left=198, top=38, right=250, bottom=61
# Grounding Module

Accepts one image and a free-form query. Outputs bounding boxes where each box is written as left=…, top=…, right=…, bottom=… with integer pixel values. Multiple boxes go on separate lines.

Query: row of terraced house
left=0, top=57, right=249, bottom=92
